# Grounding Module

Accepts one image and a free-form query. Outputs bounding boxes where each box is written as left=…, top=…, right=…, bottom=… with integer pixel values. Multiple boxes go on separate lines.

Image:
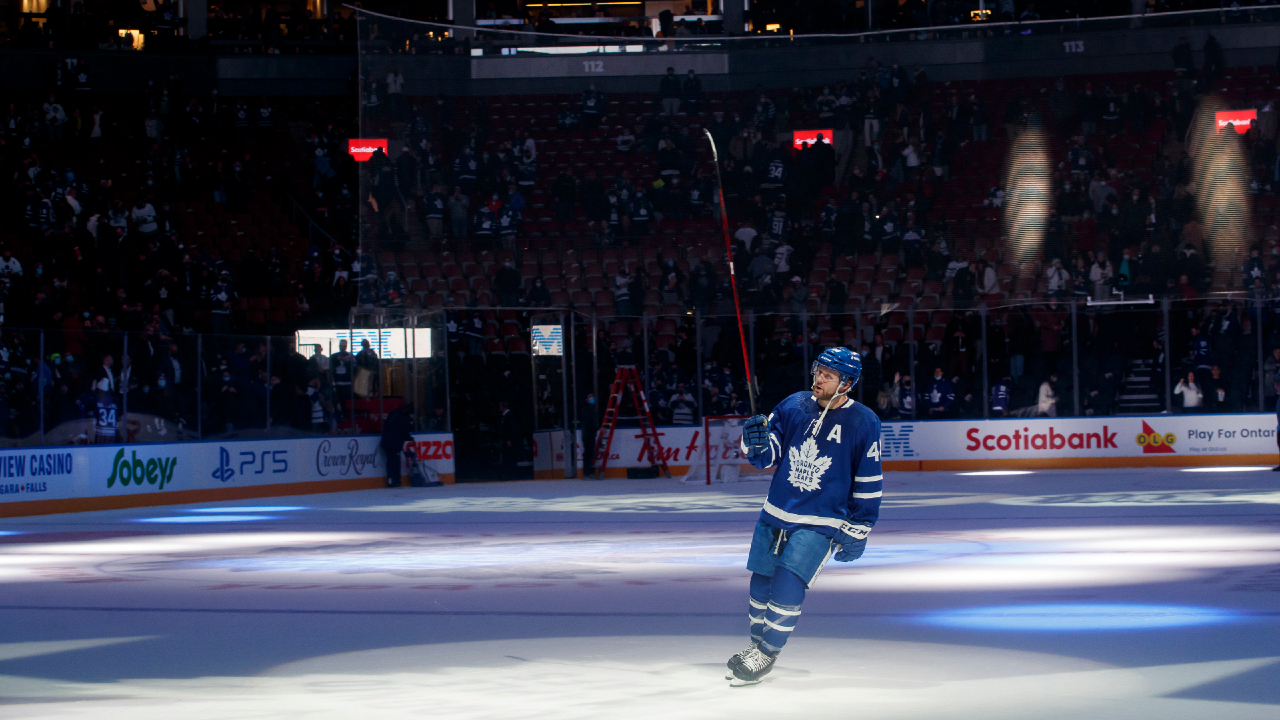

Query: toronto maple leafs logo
left=787, top=437, right=832, bottom=492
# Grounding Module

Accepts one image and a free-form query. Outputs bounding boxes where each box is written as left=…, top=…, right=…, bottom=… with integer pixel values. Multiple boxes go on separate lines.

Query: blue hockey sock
left=760, top=568, right=807, bottom=655
left=748, top=573, right=771, bottom=643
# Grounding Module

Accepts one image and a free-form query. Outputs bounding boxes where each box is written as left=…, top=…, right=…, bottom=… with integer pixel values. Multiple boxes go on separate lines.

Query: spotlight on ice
left=188, top=506, right=308, bottom=513
left=134, top=515, right=281, bottom=524
left=1180, top=466, right=1271, bottom=473
left=918, top=603, right=1240, bottom=631
left=957, top=470, right=1034, bottom=476
left=1002, top=126, right=1052, bottom=263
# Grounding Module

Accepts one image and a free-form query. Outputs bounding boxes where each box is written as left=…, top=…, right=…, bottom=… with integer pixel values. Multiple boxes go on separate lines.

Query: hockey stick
left=703, top=128, right=759, bottom=415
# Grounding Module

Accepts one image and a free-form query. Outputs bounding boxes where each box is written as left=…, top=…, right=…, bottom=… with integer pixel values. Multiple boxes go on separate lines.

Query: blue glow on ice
left=134, top=515, right=281, bottom=524
left=188, top=506, right=308, bottom=513
left=0, top=531, right=22, bottom=536
left=918, top=603, right=1240, bottom=631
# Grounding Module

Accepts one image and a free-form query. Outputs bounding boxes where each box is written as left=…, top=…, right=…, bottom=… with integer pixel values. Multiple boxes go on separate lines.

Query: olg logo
left=1136, top=421, right=1176, bottom=454
left=105, top=449, right=179, bottom=490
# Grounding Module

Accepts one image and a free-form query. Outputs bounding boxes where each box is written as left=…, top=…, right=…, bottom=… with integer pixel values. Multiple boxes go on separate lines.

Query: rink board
left=535, top=413, right=1279, bottom=478
left=0, top=433, right=455, bottom=517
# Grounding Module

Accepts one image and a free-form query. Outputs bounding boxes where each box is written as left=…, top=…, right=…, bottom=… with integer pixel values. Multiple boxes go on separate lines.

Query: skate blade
left=728, top=677, right=763, bottom=687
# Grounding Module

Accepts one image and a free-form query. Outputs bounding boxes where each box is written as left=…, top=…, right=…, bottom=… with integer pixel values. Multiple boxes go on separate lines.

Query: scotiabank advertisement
left=348, top=138, right=388, bottom=160
left=1215, top=110, right=1256, bottom=135
left=535, top=414, right=1276, bottom=478
left=792, top=129, right=834, bottom=149
left=875, top=414, right=1275, bottom=469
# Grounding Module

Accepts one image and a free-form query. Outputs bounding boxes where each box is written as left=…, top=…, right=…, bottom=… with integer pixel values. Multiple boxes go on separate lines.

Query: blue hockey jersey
left=743, top=391, right=883, bottom=539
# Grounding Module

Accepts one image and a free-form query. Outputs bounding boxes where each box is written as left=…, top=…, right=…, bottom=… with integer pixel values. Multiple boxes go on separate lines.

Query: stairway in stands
left=1117, top=358, right=1164, bottom=414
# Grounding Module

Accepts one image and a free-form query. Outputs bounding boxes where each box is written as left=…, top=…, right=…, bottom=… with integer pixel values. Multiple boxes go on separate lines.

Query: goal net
left=680, top=415, right=773, bottom=485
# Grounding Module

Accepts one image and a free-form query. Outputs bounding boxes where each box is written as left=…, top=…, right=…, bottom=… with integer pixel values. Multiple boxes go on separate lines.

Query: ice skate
left=724, top=640, right=759, bottom=679
left=727, top=645, right=776, bottom=686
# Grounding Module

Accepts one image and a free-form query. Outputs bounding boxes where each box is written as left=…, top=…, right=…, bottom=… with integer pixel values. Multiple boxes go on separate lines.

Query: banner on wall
left=0, top=432, right=455, bottom=516
left=531, top=414, right=1277, bottom=477
left=792, top=129, right=834, bottom=149
left=1215, top=109, right=1256, bottom=135
left=877, top=414, right=1275, bottom=465
left=348, top=138, right=388, bottom=160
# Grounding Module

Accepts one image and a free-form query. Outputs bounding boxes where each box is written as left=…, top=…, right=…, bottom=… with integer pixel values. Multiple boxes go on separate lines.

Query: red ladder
left=591, top=365, right=671, bottom=479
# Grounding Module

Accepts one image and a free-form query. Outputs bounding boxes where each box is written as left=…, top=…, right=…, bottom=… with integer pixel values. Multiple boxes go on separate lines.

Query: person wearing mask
left=925, top=368, right=955, bottom=417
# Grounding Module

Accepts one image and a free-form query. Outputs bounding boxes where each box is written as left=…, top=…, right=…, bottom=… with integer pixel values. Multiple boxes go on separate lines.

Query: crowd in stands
left=361, top=34, right=1280, bottom=430
left=2, top=24, right=1279, bottom=452
left=0, top=51, right=392, bottom=443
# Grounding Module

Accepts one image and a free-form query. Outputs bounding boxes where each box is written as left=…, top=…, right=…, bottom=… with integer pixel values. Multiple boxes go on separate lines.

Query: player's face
left=811, top=367, right=850, bottom=404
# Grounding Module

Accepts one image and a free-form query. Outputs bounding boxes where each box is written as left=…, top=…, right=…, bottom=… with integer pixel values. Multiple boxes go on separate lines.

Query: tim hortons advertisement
left=534, top=414, right=1277, bottom=477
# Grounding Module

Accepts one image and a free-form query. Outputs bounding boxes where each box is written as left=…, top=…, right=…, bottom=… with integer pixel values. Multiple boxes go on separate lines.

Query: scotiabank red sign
left=966, top=425, right=1119, bottom=452
left=792, top=129, right=834, bottom=149
left=1215, top=110, right=1256, bottom=135
left=348, top=138, right=388, bottom=161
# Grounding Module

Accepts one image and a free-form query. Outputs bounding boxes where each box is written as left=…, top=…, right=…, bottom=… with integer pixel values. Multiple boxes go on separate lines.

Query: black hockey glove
left=833, top=522, right=872, bottom=562
left=742, top=414, right=770, bottom=458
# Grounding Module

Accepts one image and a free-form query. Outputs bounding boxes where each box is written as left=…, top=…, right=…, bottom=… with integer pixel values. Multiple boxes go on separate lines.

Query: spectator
left=1044, top=258, right=1070, bottom=298
left=683, top=70, right=703, bottom=115
left=355, top=339, right=380, bottom=398
left=669, top=382, right=697, bottom=425
left=1090, top=255, right=1114, bottom=300
left=525, top=277, right=552, bottom=308
left=424, top=184, right=447, bottom=243
left=581, top=84, right=604, bottom=127
left=1204, top=365, right=1231, bottom=412
left=925, top=367, right=954, bottom=417
left=990, top=375, right=1012, bottom=417
left=0, top=249, right=23, bottom=278
left=615, top=126, right=636, bottom=153
left=380, top=402, right=413, bottom=488
left=976, top=259, right=999, bottom=296
left=494, top=259, right=522, bottom=307
left=1037, top=374, right=1059, bottom=417
left=448, top=186, right=470, bottom=239
left=660, top=67, right=682, bottom=116
left=1175, top=371, right=1203, bottom=413
left=1172, top=36, right=1194, bottom=75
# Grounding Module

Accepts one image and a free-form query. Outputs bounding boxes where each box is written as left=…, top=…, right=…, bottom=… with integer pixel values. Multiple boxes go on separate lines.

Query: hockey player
left=726, top=346, right=882, bottom=686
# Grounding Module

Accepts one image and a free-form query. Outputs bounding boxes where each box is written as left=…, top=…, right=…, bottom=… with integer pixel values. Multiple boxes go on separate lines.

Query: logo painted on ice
left=880, top=424, right=915, bottom=459
left=787, top=437, right=832, bottom=492
left=1136, top=421, right=1176, bottom=454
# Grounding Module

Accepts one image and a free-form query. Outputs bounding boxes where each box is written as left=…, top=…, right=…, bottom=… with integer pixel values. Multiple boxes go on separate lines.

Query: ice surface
left=0, top=468, right=1276, bottom=718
